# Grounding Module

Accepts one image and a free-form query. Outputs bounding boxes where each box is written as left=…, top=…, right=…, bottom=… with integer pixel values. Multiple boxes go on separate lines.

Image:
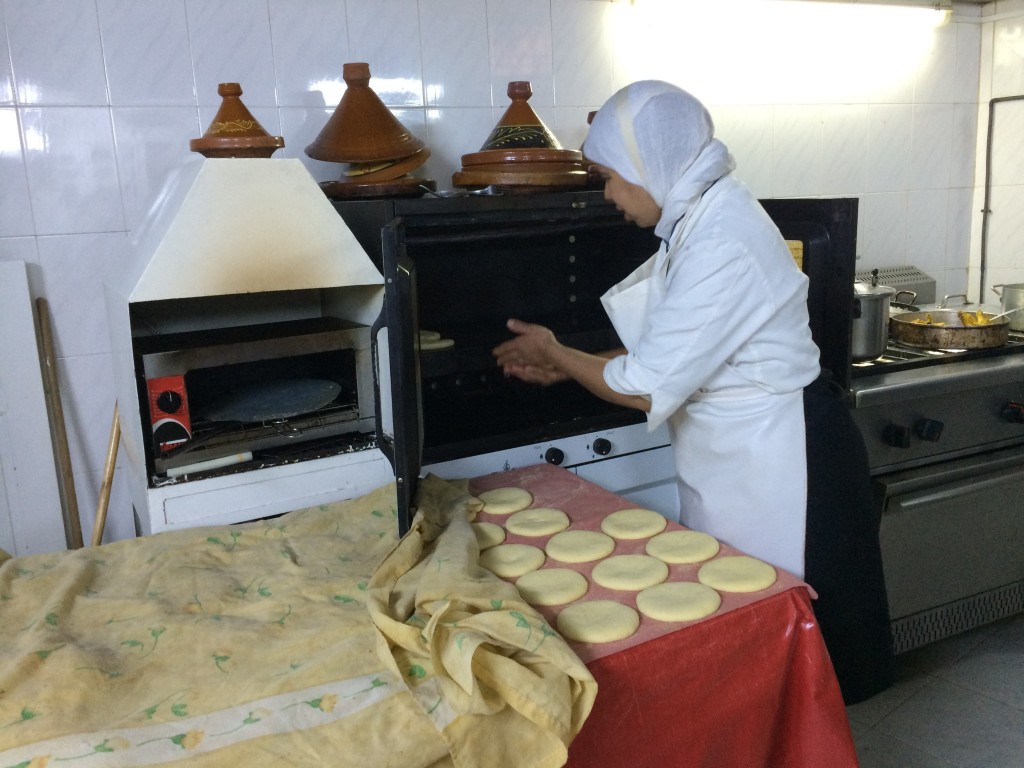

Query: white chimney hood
left=115, top=157, right=382, bottom=303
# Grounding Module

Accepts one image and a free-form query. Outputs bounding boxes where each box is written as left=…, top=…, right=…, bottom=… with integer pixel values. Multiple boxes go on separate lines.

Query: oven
left=849, top=284, right=1024, bottom=653
left=106, top=158, right=395, bottom=535
left=334, top=191, right=858, bottom=537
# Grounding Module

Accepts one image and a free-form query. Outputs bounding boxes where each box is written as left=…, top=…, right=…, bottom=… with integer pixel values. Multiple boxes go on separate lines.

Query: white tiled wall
left=1, top=0, right=1022, bottom=548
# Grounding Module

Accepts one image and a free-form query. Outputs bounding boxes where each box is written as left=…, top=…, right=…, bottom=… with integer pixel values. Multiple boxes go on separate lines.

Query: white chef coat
left=602, top=176, right=820, bottom=577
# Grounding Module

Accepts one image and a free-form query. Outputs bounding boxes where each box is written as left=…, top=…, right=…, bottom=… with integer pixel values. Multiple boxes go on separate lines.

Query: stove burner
left=851, top=331, right=1024, bottom=377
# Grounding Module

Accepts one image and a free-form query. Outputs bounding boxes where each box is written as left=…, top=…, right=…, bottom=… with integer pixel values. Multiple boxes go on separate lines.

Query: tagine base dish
left=319, top=176, right=436, bottom=199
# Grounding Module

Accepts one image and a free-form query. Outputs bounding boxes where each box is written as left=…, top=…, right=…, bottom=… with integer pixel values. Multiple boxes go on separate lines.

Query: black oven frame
left=336, top=192, right=858, bottom=534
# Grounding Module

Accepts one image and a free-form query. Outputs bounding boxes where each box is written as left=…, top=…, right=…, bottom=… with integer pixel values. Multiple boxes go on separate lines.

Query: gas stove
left=846, top=321, right=1024, bottom=654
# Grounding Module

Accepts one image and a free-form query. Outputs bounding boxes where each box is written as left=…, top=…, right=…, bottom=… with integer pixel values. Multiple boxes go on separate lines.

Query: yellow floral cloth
left=0, top=478, right=595, bottom=768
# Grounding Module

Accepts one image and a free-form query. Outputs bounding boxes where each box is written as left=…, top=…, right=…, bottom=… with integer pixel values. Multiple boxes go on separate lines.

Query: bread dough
left=480, top=543, right=545, bottom=578
left=645, top=530, right=720, bottom=564
left=506, top=507, right=570, bottom=537
left=515, top=568, right=588, bottom=606
left=591, top=554, right=669, bottom=591
left=545, top=530, right=615, bottom=563
left=698, top=556, right=778, bottom=593
left=420, top=337, right=454, bottom=351
left=472, top=521, right=505, bottom=550
left=419, top=329, right=441, bottom=342
left=600, top=508, right=667, bottom=539
left=478, top=486, right=533, bottom=515
left=556, top=600, right=640, bottom=644
left=636, top=582, right=722, bottom=622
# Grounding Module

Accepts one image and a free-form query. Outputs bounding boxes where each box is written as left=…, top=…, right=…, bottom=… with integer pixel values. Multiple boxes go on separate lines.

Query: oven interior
left=408, top=218, right=658, bottom=463
left=131, top=292, right=379, bottom=484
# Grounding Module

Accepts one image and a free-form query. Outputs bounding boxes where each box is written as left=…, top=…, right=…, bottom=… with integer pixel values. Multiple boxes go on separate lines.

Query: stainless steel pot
left=852, top=271, right=895, bottom=362
left=991, top=283, right=1024, bottom=331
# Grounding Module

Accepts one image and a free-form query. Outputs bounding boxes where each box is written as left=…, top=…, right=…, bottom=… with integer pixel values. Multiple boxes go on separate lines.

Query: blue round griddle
left=199, top=378, right=341, bottom=423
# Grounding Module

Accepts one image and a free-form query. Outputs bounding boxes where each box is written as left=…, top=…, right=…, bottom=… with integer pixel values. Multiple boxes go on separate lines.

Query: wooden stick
left=92, top=403, right=120, bottom=547
left=35, top=297, right=83, bottom=549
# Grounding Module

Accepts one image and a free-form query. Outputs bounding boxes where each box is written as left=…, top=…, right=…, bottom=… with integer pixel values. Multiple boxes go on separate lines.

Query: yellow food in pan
left=909, top=313, right=945, bottom=326
left=958, top=310, right=992, bottom=327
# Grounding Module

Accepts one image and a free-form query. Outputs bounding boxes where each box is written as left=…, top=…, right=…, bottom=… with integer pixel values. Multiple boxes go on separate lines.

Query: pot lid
left=855, top=268, right=895, bottom=297
left=855, top=281, right=895, bottom=297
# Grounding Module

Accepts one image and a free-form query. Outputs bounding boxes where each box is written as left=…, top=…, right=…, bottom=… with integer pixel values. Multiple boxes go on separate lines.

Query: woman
left=492, top=80, right=894, bottom=704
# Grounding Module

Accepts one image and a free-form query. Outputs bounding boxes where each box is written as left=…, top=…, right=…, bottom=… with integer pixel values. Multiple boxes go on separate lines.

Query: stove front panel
left=851, top=355, right=1024, bottom=475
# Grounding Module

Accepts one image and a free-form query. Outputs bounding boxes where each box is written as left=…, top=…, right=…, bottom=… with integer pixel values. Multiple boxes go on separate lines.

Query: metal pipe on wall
left=979, top=95, right=1024, bottom=302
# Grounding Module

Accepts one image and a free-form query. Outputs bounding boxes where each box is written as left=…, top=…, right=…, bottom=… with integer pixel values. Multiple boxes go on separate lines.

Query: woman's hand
left=492, top=319, right=570, bottom=385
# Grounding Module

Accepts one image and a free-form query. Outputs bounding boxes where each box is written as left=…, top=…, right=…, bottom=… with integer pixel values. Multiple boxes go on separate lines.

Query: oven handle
left=891, top=464, right=1024, bottom=512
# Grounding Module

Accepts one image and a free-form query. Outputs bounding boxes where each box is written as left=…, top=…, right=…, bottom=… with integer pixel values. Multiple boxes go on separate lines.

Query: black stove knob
left=883, top=424, right=912, bottom=449
left=544, top=447, right=565, bottom=466
left=155, top=390, right=182, bottom=414
left=592, top=437, right=612, bottom=456
left=914, top=418, right=944, bottom=442
left=1002, top=401, right=1024, bottom=424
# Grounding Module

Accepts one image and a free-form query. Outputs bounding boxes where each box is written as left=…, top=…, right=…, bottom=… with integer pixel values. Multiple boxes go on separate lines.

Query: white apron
left=601, top=239, right=808, bottom=578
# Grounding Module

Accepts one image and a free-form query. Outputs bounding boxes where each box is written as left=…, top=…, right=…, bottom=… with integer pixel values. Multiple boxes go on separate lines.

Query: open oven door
left=373, top=217, right=423, bottom=536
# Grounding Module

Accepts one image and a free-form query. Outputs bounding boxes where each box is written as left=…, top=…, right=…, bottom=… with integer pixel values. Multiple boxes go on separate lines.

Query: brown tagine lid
left=453, top=81, right=586, bottom=192
left=190, top=83, right=284, bottom=158
left=305, top=62, right=427, bottom=164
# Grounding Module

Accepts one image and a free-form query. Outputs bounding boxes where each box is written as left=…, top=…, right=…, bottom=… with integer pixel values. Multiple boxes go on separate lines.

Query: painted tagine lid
left=452, top=80, right=586, bottom=192
left=190, top=82, right=285, bottom=158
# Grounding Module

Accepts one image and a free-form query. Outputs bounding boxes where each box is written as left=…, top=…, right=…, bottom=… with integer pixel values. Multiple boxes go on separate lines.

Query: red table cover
left=467, top=464, right=858, bottom=768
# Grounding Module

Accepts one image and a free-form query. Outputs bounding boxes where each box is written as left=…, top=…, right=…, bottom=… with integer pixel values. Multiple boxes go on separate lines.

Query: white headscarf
left=583, top=81, right=736, bottom=242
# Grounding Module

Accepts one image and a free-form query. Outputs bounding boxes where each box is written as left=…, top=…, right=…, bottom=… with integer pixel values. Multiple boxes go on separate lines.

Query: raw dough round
left=420, top=337, right=454, bottom=351
left=636, top=582, right=722, bottom=622
left=506, top=507, right=570, bottom=537
left=515, top=568, right=588, bottom=606
left=591, top=554, right=669, bottom=591
left=545, top=530, right=616, bottom=563
left=478, top=487, right=533, bottom=515
left=556, top=600, right=640, bottom=644
left=600, top=508, right=667, bottom=540
left=472, top=521, right=505, bottom=550
left=698, top=556, right=778, bottom=593
left=480, top=543, right=545, bottom=578
left=645, top=530, right=720, bottom=564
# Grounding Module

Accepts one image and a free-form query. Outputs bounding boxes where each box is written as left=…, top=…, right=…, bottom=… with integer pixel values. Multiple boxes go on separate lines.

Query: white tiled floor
left=846, top=613, right=1024, bottom=768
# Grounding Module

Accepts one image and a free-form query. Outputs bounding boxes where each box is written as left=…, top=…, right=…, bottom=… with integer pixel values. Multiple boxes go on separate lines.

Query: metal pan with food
left=889, top=304, right=1011, bottom=350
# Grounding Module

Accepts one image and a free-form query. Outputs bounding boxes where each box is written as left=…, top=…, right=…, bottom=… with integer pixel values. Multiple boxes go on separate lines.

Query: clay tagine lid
left=452, top=81, right=586, bottom=191
left=305, top=62, right=426, bottom=164
left=479, top=80, right=563, bottom=151
left=190, top=83, right=284, bottom=158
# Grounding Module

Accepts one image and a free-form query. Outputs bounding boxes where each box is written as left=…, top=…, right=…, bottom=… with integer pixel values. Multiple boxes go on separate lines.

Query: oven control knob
left=1003, top=401, right=1024, bottom=423
left=882, top=424, right=912, bottom=449
left=156, top=390, right=182, bottom=414
left=592, top=437, right=612, bottom=456
left=544, top=447, right=565, bottom=466
left=914, top=418, right=944, bottom=442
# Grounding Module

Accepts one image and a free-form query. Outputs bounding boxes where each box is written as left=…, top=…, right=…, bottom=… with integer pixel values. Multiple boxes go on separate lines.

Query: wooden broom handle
left=92, top=403, right=120, bottom=547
